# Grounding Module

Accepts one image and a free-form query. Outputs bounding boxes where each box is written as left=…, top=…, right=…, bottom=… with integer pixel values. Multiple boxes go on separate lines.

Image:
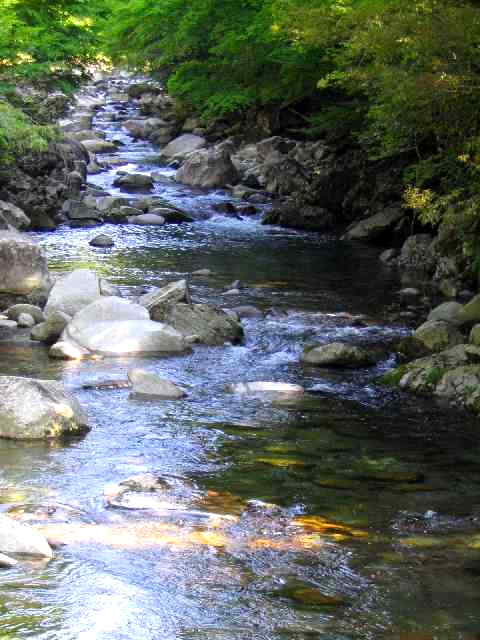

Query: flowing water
left=1, top=80, right=480, bottom=640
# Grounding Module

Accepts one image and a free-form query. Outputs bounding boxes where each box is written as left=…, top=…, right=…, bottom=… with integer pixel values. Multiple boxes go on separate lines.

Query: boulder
left=469, top=324, right=480, bottom=346
left=59, top=296, right=188, bottom=356
left=149, top=208, right=194, bottom=223
left=435, top=365, right=480, bottom=412
left=89, top=234, right=114, bottom=248
left=113, top=173, right=154, bottom=190
left=0, top=514, right=53, bottom=558
left=81, top=139, right=118, bottom=154
left=342, top=206, right=404, bottom=242
left=139, top=280, right=190, bottom=319
left=67, top=202, right=103, bottom=223
left=0, top=320, right=17, bottom=336
left=96, top=196, right=130, bottom=212
left=0, top=376, right=89, bottom=440
left=128, top=369, right=186, bottom=398
left=176, top=148, right=239, bottom=189
left=149, top=302, right=243, bottom=346
left=302, top=342, right=376, bottom=367
left=229, top=382, right=304, bottom=395
left=31, top=310, right=72, bottom=344
left=427, top=301, right=463, bottom=325
left=456, top=294, right=480, bottom=327
left=49, top=340, right=90, bottom=360
left=6, top=304, right=44, bottom=324
left=0, top=231, right=52, bottom=307
left=0, top=201, right=30, bottom=230
left=380, top=248, right=398, bottom=265
left=45, top=269, right=101, bottom=318
left=123, top=119, right=147, bottom=138
left=17, top=313, right=35, bottom=328
left=398, top=234, right=436, bottom=272
left=161, top=134, right=206, bottom=160
left=414, top=320, right=463, bottom=353
left=127, top=214, right=165, bottom=226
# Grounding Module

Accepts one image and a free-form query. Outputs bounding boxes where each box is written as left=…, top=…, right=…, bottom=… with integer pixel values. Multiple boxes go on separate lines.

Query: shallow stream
left=1, top=81, right=480, bottom=640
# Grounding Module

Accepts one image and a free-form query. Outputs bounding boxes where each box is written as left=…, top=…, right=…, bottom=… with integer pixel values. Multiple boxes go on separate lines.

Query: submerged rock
left=0, top=376, right=89, bottom=440
left=89, top=234, right=114, bottom=248
left=128, top=369, right=186, bottom=398
left=229, top=381, right=304, bottom=395
left=113, top=173, right=154, bottom=190
left=301, top=342, right=376, bottom=367
left=128, top=213, right=165, bottom=225
left=0, top=514, right=53, bottom=558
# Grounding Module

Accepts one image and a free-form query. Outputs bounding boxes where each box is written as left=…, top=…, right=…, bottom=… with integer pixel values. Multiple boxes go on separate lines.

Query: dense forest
left=1, top=0, right=480, bottom=256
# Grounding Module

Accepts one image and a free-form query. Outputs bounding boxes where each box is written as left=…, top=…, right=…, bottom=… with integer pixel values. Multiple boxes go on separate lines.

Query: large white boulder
left=0, top=376, right=89, bottom=440
left=0, top=514, right=53, bottom=558
left=45, top=269, right=101, bottom=318
left=59, top=297, right=187, bottom=356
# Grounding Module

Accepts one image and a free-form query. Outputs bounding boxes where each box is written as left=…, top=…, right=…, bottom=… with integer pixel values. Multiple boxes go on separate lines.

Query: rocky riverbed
left=0, top=73, right=480, bottom=640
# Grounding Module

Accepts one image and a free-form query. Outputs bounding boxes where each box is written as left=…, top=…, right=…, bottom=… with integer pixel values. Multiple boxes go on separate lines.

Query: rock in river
left=56, top=296, right=188, bottom=356
left=0, top=513, right=53, bottom=558
left=301, top=342, right=376, bottom=367
left=128, top=369, right=186, bottom=398
left=229, top=381, right=304, bottom=395
left=0, top=376, right=89, bottom=440
left=45, top=269, right=101, bottom=318
left=0, top=231, right=52, bottom=307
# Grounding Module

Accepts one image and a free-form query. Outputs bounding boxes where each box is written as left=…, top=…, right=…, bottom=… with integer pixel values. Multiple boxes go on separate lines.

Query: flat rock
left=128, top=369, right=186, bottom=398
left=161, top=134, right=206, bottom=160
left=128, top=214, right=165, bottom=225
left=139, top=280, right=190, bottom=319
left=81, top=139, right=118, bottom=154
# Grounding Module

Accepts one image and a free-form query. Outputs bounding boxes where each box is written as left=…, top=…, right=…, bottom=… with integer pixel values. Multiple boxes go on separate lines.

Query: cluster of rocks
left=382, top=294, right=480, bottom=413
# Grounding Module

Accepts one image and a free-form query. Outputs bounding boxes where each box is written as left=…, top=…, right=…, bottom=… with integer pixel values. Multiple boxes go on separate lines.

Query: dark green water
left=1, top=81, right=480, bottom=640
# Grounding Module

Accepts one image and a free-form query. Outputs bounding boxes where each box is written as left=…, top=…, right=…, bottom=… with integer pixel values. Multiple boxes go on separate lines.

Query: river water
left=0, top=81, right=480, bottom=640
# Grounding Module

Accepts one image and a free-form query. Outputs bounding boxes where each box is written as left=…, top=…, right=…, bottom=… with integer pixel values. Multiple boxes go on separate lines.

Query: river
left=0, top=79, right=480, bottom=640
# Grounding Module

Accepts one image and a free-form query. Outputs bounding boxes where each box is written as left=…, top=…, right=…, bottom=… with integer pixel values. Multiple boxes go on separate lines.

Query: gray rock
left=60, top=296, right=188, bottom=356
left=128, top=369, right=186, bottom=398
left=139, top=280, right=190, bottom=319
left=0, top=231, right=52, bottom=307
left=469, top=324, right=480, bottom=346
left=427, top=301, right=463, bottom=324
left=0, top=320, right=17, bottom=336
left=81, top=139, right=118, bottom=154
left=380, top=248, right=398, bottom=264
left=0, top=376, right=89, bottom=440
left=113, top=173, right=154, bottom=190
left=149, top=208, right=194, bottom=223
left=232, top=306, right=264, bottom=318
left=398, top=234, right=436, bottom=272
left=0, top=201, right=30, bottom=230
left=68, top=202, right=102, bottom=222
left=456, top=293, right=480, bottom=327
left=49, top=340, right=90, bottom=360
left=0, top=552, right=18, bottom=568
left=31, top=310, right=72, bottom=344
left=0, top=514, right=53, bottom=558
left=17, top=313, right=35, bottom=328
left=161, top=134, right=206, bottom=160
left=229, top=381, right=304, bottom=395
left=6, top=304, right=45, bottom=324
left=191, top=269, right=212, bottom=277
left=45, top=269, right=101, bottom=318
left=151, top=302, right=243, bottom=346
left=302, top=342, right=376, bottom=367
left=99, top=278, right=121, bottom=297
left=343, top=206, right=404, bottom=242
left=414, top=320, right=464, bottom=353
left=127, top=214, right=165, bottom=226
left=89, top=234, right=114, bottom=248
left=96, top=196, right=130, bottom=212
left=176, top=147, right=239, bottom=189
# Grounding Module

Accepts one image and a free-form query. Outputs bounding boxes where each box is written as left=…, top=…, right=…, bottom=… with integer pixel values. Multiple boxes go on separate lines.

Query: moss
left=424, top=367, right=446, bottom=386
left=378, top=365, right=408, bottom=387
